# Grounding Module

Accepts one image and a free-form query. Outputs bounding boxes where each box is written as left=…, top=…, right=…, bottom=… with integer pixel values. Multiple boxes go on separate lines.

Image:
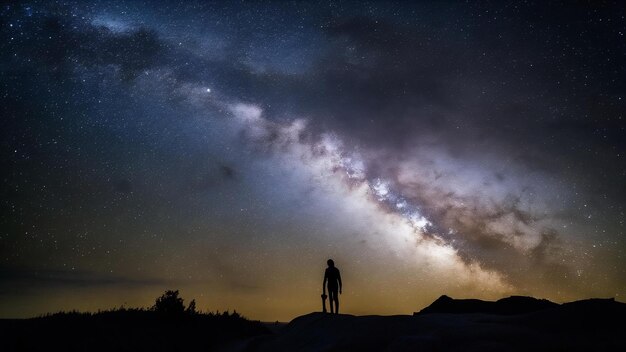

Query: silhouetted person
left=323, top=259, right=342, bottom=314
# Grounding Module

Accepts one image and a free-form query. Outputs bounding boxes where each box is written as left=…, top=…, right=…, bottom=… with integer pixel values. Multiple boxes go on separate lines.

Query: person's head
left=327, top=259, right=334, bottom=267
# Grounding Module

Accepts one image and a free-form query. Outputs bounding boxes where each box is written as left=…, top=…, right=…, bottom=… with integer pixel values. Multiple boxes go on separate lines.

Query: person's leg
left=334, top=293, right=339, bottom=314
left=328, top=290, right=335, bottom=313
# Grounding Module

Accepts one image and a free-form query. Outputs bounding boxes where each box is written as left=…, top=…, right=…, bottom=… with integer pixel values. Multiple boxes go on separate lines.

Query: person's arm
left=322, top=270, right=327, bottom=294
left=338, top=270, right=342, bottom=294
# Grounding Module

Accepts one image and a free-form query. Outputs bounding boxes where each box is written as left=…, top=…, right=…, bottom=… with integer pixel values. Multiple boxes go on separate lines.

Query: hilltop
left=226, top=296, right=626, bottom=352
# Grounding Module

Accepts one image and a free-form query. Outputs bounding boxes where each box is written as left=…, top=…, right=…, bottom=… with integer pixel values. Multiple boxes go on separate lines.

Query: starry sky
left=1, top=1, right=625, bottom=321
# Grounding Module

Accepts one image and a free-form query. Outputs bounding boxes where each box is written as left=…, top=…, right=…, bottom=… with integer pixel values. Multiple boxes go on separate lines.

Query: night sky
left=1, top=1, right=625, bottom=321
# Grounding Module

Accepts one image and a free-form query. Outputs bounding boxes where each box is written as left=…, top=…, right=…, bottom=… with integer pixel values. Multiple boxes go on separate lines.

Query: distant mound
left=416, top=295, right=559, bottom=315
left=229, top=296, right=626, bottom=352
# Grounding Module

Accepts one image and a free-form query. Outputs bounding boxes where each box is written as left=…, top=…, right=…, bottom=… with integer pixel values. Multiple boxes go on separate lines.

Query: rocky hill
left=226, top=296, right=626, bottom=352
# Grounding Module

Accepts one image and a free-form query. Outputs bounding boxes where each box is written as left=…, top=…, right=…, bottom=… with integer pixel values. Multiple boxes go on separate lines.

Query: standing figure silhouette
left=323, top=259, right=342, bottom=314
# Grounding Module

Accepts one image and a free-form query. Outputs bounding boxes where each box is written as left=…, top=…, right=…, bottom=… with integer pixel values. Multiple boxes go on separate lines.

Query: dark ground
left=0, top=310, right=270, bottom=352
left=225, top=297, right=626, bottom=352
left=2, top=297, right=625, bottom=351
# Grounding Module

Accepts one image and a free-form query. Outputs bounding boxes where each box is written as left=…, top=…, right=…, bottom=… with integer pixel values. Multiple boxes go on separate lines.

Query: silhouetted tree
left=153, top=290, right=199, bottom=316
left=153, top=290, right=185, bottom=314
left=186, top=299, right=197, bottom=315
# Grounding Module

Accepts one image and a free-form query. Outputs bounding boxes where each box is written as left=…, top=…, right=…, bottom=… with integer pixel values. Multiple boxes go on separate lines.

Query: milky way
left=1, top=1, right=625, bottom=320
